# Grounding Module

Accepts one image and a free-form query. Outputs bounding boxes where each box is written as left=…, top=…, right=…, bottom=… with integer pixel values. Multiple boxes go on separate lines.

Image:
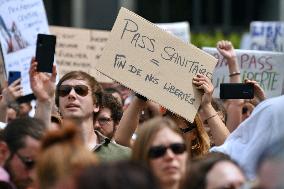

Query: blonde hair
left=192, top=114, right=210, bottom=157
left=165, top=112, right=210, bottom=158
left=36, top=120, right=98, bottom=189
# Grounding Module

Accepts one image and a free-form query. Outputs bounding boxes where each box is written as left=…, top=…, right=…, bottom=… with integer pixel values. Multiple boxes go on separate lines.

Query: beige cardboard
left=49, top=26, right=112, bottom=83
left=96, top=7, right=217, bottom=122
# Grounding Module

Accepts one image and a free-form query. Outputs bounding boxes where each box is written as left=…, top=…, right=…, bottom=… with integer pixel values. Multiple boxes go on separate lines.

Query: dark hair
left=183, top=152, right=241, bottom=189
left=76, top=161, right=160, bottom=189
left=3, top=117, right=46, bottom=152
left=96, top=93, right=123, bottom=125
left=55, top=71, right=103, bottom=107
left=104, top=87, right=121, bottom=96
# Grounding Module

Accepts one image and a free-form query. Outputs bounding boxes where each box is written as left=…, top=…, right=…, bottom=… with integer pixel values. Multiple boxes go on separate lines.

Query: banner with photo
left=0, top=0, right=50, bottom=96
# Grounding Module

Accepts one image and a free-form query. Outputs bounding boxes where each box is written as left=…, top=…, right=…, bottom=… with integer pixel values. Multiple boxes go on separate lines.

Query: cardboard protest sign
left=203, top=47, right=284, bottom=98
left=50, top=26, right=112, bottom=83
left=0, top=0, right=50, bottom=96
left=156, top=21, right=190, bottom=43
left=96, top=7, right=217, bottom=122
left=250, top=21, right=284, bottom=52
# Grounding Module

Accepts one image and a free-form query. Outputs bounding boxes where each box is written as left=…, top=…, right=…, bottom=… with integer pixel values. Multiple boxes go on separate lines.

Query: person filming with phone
left=0, top=73, right=23, bottom=124
left=216, top=40, right=266, bottom=132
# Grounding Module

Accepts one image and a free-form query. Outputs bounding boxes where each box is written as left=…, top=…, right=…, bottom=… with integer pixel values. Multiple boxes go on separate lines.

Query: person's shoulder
left=95, top=141, right=131, bottom=162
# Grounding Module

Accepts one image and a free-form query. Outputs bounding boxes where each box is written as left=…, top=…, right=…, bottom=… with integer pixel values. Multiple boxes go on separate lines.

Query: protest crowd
left=0, top=3, right=284, bottom=189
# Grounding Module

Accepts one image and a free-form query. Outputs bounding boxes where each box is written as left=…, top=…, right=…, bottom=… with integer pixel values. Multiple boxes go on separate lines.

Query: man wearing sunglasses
left=29, top=59, right=130, bottom=161
left=2, top=117, right=46, bottom=189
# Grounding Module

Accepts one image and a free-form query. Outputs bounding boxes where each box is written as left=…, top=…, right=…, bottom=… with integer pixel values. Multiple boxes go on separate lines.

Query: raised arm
left=0, top=79, right=22, bottom=122
left=217, top=40, right=243, bottom=132
left=193, top=74, right=230, bottom=146
left=217, top=40, right=240, bottom=83
left=114, top=95, right=147, bottom=147
left=29, top=57, right=57, bottom=128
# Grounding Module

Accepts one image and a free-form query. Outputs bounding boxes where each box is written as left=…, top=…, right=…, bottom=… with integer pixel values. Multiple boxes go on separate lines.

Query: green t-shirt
left=93, top=131, right=131, bottom=162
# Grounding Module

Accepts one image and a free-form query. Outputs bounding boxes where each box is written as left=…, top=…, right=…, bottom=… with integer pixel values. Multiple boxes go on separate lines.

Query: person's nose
left=68, top=88, right=77, bottom=99
left=164, top=148, right=175, bottom=160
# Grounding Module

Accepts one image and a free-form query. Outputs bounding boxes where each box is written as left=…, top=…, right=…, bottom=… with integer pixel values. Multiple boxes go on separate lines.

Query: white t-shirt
left=211, top=95, right=284, bottom=179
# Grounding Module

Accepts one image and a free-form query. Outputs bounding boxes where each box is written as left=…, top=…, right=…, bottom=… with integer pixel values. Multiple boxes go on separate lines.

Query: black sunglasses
left=148, top=143, right=186, bottom=159
left=15, top=152, right=35, bottom=170
left=58, top=85, right=89, bottom=97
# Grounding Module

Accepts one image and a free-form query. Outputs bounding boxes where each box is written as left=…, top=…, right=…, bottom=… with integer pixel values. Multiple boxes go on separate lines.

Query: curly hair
left=97, top=93, right=123, bottom=125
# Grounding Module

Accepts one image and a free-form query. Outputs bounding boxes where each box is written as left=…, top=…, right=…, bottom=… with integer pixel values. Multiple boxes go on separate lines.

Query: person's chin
left=63, top=111, right=83, bottom=119
left=162, top=170, right=181, bottom=182
left=161, top=174, right=181, bottom=186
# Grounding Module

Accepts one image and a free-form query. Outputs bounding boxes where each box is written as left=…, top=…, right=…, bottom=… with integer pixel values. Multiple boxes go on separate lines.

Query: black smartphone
left=8, top=71, right=21, bottom=85
left=35, top=34, right=56, bottom=73
left=220, top=83, right=254, bottom=99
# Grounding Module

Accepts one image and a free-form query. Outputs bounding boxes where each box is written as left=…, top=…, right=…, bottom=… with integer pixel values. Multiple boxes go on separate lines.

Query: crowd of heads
left=0, top=39, right=283, bottom=189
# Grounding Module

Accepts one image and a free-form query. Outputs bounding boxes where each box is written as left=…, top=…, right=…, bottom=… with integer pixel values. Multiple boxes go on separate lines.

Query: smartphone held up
left=220, top=83, right=254, bottom=99
left=8, top=71, right=21, bottom=86
left=35, top=34, right=56, bottom=73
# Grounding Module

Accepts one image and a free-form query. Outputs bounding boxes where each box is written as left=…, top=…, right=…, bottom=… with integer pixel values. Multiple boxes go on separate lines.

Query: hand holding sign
left=96, top=8, right=217, bottom=122
left=192, top=74, right=214, bottom=108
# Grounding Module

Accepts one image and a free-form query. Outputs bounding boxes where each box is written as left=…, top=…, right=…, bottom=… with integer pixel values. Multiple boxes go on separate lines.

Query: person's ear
left=0, top=141, right=10, bottom=166
left=93, top=104, right=100, bottom=113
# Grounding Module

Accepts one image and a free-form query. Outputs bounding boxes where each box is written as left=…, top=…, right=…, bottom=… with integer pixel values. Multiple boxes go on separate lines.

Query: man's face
left=5, top=136, right=40, bottom=189
left=94, top=108, right=116, bottom=139
left=58, top=79, right=98, bottom=119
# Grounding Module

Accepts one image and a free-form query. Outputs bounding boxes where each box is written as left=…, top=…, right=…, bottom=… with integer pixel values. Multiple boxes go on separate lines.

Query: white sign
left=250, top=21, right=284, bottom=52
left=203, top=47, right=284, bottom=98
left=0, top=0, right=50, bottom=95
left=50, top=26, right=112, bottom=83
left=156, top=21, right=190, bottom=43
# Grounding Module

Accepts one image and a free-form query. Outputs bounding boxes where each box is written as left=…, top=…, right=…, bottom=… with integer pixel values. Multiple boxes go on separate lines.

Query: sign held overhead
left=96, top=7, right=217, bottom=122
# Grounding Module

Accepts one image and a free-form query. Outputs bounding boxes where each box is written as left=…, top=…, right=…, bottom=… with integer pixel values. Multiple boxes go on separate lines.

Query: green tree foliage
left=191, top=31, right=242, bottom=49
